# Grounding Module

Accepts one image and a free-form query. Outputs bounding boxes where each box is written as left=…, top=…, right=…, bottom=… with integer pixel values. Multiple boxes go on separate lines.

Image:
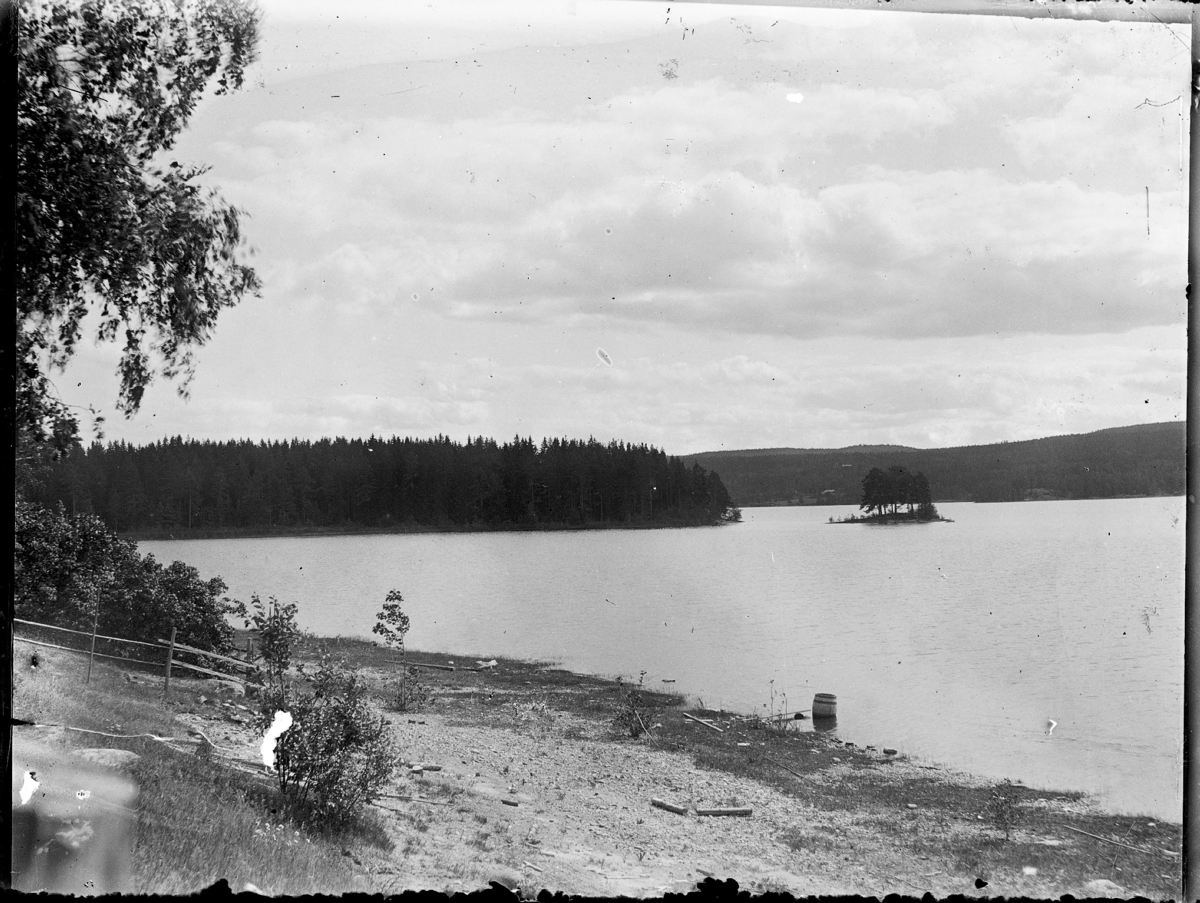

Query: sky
left=58, top=0, right=1189, bottom=455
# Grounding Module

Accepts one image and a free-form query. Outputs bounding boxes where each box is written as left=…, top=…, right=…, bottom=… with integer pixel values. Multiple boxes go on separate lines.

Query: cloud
left=80, top=10, right=1183, bottom=454
left=195, top=32, right=1183, bottom=347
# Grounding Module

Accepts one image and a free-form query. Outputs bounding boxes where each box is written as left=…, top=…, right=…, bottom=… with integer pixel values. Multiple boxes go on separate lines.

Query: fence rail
left=13, top=617, right=165, bottom=650
left=14, top=616, right=259, bottom=695
left=154, top=638, right=258, bottom=672
left=15, top=636, right=163, bottom=667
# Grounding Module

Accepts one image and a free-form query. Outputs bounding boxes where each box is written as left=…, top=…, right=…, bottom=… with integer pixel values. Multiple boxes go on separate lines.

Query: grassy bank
left=12, top=634, right=1183, bottom=898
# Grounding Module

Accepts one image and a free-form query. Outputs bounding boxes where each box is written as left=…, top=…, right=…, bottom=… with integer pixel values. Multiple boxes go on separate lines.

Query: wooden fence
left=13, top=617, right=260, bottom=696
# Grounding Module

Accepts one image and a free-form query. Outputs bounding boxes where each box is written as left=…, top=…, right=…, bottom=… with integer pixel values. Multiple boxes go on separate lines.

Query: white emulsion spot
left=786, top=93, right=804, bottom=103
left=261, top=711, right=294, bottom=771
left=19, top=771, right=39, bottom=805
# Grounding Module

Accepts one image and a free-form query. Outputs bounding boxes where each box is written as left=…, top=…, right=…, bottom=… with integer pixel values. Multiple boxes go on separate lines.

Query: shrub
left=988, top=779, right=1018, bottom=841
left=14, top=501, right=238, bottom=651
left=237, top=594, right=302, bottom=692
left=612, top=672, right=650, bottom=739
left=388, top=666, right=430, bottom=713
left=261, top=657, right=398, bottom=828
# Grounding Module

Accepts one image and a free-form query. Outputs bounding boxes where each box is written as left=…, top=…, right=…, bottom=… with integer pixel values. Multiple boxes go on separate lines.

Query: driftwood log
left=683, top=712, right=724, bottom=732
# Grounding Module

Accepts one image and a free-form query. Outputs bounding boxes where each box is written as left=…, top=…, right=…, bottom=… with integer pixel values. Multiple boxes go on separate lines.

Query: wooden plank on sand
left=696, top=807, right=752, bottom=817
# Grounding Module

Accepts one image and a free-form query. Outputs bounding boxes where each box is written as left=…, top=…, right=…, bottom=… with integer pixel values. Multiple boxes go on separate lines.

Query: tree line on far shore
left=25, top=435, right=741, bottom=537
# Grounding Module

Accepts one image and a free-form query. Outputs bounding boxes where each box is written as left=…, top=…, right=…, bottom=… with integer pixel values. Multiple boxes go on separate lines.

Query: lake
left=140, top=497, right=1184, bottom=821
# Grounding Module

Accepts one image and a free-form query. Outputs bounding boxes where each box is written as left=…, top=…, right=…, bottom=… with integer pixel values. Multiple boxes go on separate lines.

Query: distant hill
left=700, top=444, right=919, bottom=458
left=683, top=421, right=1185, bottom=507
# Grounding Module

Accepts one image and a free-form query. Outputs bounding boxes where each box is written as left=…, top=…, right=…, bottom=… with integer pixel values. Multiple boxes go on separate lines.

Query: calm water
left=141, top=497, right=1184, bottom=821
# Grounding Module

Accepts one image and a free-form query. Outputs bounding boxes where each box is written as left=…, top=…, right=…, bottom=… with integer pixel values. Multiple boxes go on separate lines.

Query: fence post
left=163, top=627, right=177, bottom=698
left=85, top=608, right=99, bottom=685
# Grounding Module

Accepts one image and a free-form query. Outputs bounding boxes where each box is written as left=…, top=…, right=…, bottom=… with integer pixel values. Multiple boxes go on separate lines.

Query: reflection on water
left=141, top=496, right=1183, bottom=821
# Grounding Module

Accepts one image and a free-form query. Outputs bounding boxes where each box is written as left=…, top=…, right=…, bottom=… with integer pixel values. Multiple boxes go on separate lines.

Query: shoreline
left=123, top=494, right=1181, bottom=541
left=124, top=518, right=736, bottom=543
left=755, top=492, right=1178, bottom=508
left=14, top=633, right=1182, bottom=897
left=389, top=644, right=1170, bottom=821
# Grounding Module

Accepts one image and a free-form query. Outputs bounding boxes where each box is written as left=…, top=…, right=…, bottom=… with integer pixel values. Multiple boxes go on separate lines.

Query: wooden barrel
left=812, top=693, right=838, bottom=719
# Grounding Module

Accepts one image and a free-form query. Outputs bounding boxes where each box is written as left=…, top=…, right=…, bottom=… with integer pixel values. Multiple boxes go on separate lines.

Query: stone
left=486, top=867, right=522, bottom=890
left=211, top=679, right=245, bottom=698
left=74, top=749, right=141, bottom=771
left=883, top=748, right=897, bottom=755
left=1083, top=879, right=1125, bottom=896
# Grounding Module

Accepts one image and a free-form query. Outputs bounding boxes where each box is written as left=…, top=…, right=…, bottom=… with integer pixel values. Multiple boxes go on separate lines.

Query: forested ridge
left=683, top=421, right=1184, bottom=507
left=27, top=435, right=739, bottom=537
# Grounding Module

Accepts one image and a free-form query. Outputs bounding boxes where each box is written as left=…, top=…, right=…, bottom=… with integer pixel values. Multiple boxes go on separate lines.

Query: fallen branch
left=634, top=710, right=659, bottom=747
left=376, top=793, right=450, bottom=805
left=651, top=797, right=688, bottom=815
left=392, top=660, right=456, bottom=672
left=767, top=710, right=810, bottom=721
left=761, top=754, right=804, bottom=778
left=522, top=861, right=544, bottom=873
left=683, top=712, right=724, bottom=732
left=696, top=807, right=752, bottom=817
left=1062, top=825, right=1156, bottom=856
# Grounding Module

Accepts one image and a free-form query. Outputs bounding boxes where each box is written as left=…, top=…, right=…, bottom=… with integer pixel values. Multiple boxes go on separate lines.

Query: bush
left=244, top=602, right=397, bottom=827
left=260, top=658, right=397, bottom=828
left=237, top=594, right=302, bottom=692
left=612, top=672, right=650, bottom=739
left=389, top=666, right=430, bottom=713
left=988, top=779, right=1018, bottom=841
left=14, top=501, right=238, bottom=651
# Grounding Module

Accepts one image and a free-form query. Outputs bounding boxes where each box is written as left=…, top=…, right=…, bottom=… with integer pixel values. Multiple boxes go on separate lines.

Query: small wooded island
left=832, top=465, right=951, bottom=524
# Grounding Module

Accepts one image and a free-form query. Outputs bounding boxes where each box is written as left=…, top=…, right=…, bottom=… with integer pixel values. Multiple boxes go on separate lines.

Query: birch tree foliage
left=17, top=0, right=262, bottom=451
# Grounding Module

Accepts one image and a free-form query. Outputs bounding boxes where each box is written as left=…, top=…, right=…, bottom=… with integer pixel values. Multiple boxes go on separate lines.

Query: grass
left=13, top=638, right=390, bottom=896
left=129, top=749, right=374, bottom=895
